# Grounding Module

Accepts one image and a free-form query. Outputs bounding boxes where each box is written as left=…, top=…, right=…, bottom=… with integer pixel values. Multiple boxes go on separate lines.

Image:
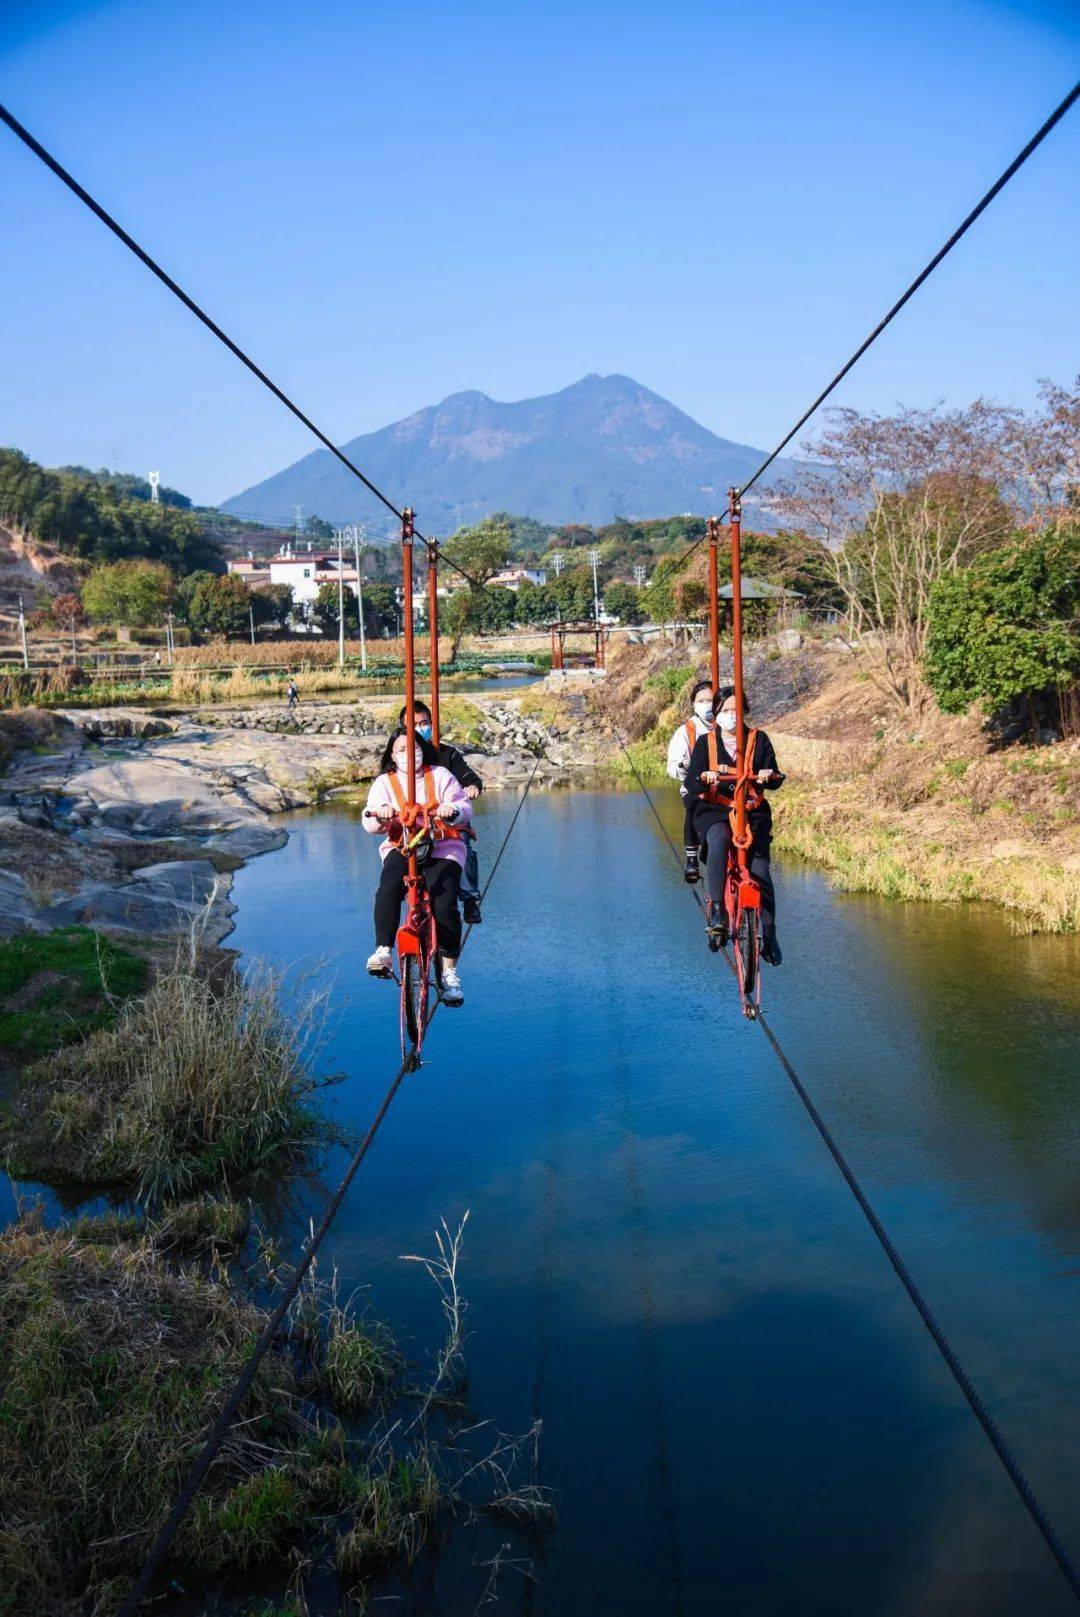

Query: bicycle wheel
left=735, top=905, right=759, bottom=1012
left=400, top=949, right=430, bottom=1054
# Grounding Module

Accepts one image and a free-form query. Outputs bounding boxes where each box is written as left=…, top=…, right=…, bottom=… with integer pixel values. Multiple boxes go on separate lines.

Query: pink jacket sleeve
left=362, top=773, right=394, bottom=834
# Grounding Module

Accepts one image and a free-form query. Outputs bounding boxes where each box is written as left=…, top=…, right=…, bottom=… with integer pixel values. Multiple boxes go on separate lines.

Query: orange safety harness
left=386, top=766, right=462, bottom=847
left=704, top=728, right=764, bottom=814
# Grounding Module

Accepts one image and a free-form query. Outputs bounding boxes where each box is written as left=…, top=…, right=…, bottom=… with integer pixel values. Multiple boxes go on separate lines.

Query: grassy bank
left=0, top=1205, right=550, bottom=1616
left=772, top=780, right=1080, bottom=935
left=0, top=1212, right=441, bottom=1616
left=600, top=639, right=1080, bottom=934
left=0, top=926, right=148, bottom=1059
left=2, top=954, right=331, bottom=1200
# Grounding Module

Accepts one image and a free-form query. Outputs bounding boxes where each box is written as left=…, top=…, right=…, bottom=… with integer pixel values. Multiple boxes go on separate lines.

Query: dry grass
left=772, top=783, right=1080, bottom=934
left=0, top=1213, right=305, bottom=1615
left=2, top=957, right=334, bottom=1200
left=0, top=1206, right=552, bottom=1616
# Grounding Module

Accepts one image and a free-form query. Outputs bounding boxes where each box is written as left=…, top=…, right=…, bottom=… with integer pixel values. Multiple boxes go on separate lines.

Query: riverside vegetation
left=600, top=631, right=1080, bottom=934
left=0, top=910, right=548, bottom=1613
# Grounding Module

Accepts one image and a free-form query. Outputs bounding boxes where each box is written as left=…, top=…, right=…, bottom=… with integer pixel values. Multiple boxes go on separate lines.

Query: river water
left=220, top=788, right=1080, bottom=1617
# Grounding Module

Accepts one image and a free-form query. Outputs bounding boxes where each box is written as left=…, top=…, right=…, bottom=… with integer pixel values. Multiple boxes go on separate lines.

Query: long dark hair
left=379, top=726, right=440, bottom=775
left=690, top=679, right=714, bottom=705
left=713, top=684, right=750, bottom=717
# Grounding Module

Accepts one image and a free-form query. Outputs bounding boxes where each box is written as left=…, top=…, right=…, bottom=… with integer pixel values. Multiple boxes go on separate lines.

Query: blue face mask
left=417, top=723, right=433, bottom=742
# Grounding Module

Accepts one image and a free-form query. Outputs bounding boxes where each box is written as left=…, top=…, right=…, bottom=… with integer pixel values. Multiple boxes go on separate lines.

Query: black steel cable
left=737, top=80, right=1080, bottom=498
left=0, top=103, right=414, bottom=532
left=0, top=101, right=506, bottom=603
left=115, top=693, right=566, bottom=1614
left=606, top=717, right=1080, bottom=1604
left=114, top=1054, right=412, bottom=1617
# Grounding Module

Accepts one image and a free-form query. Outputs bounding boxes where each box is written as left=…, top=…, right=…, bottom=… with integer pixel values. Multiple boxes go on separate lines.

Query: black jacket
left=684, top=728, right=781, bottom=835
left=435, top=741, right=483, bottom=795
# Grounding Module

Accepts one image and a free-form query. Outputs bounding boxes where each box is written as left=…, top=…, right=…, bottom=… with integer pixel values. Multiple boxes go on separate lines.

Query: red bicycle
left=700, top=728, right=783, bottom=1020
left=385, top=781, right=462, bottom=1065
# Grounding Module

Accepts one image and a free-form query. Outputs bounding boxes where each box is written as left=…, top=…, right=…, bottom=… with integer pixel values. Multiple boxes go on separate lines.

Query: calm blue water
left=219, top=789, right=1080, bottom=1617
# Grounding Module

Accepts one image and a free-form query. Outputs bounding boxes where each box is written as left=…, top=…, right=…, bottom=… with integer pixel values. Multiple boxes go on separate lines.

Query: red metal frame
left=549, top=619, right=606, bottom=671
left=707, top=514, right=721, bottom=694
left=396, top=508, right=437, bottom=1061
left=427, top=540, right=441, bottom=746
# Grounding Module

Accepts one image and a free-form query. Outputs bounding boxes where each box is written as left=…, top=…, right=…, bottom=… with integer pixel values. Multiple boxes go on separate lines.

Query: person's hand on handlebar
left=437, top=802, right=460, bottom=821
left=757, top=769, right=785, bottom=785
left=372, top=804, right=395, bottom=823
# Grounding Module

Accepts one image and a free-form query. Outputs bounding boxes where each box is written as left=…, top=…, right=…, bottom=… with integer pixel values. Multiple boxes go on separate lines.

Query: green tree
left=924, top=527, right=1080, bottom=726
left=81, top=560, right=174, bottom=628
left=303, top=514, right=335, bottom=542
left=442, top=517, right=511, bottom=587
left=0, top=450, right=219, bottom=571
left=251, top=582, right=294, bottom=632
left=188, top=573, right=252, bottom=638
left=311, top=580, right=359, bottom=637
left=362, top=581, right=398, bottom=637
left=603, top=581, right=646, bottom=624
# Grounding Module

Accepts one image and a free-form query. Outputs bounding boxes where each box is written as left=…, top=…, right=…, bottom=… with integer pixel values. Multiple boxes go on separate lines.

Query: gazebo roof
left=718, top=576, right=803, bottom=600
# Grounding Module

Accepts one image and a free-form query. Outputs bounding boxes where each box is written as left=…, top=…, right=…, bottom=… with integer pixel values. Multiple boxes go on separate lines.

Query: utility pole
left=633, top=564, right=646, bottom=589
left=249, top=600, right=256, bottom=647
left=551, top=550, right=564, bottom=626
left=17, top=595, right=28, bottom=671
left=351, top=523, right=367, bottom=672
left=166, top=610, right=174, bottom=666
left=293, top=505, right=304, bottom=551
left=336, top=528, right=345, bottom=668
left=588, top=548, right=601, bottom=624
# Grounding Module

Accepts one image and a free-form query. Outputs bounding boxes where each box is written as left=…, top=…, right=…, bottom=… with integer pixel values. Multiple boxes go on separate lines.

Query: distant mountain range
left=222, top=374, right=802, bottom=534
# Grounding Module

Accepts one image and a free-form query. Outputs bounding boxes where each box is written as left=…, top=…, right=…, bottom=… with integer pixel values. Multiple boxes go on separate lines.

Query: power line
left=737, top=79, right=1080, bottom=498
left=606, top=716, right=1080, bottom=1605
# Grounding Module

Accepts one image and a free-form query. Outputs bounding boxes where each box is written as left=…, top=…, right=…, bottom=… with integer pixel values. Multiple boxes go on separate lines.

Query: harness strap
left=386, top=766, right=461, bottom=842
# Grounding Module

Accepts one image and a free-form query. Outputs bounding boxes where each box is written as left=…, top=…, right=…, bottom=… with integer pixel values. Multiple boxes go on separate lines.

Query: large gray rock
left=0, top=871, right=43, bottom=937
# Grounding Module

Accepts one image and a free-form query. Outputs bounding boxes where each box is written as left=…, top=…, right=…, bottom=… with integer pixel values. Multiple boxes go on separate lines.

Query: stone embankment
left=0, top=696, right=604, bottom=947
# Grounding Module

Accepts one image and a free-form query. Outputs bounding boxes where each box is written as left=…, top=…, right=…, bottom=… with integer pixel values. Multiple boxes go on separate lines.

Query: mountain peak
left=222, top=375, right=799, bottom=529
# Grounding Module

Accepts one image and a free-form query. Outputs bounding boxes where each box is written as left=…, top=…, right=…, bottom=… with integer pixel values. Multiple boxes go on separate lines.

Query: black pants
left=374, top=852, right=462, bottom=956
left=682, top=798, right=698, bottom=851
left=460, top=830, right=480, bottom=899
left=702, top=820, right=776, bottom=929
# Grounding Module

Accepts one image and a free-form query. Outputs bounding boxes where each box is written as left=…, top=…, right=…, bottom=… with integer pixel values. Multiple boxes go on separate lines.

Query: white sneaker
left=439, top=957, right=464, bottom=1006
left=366, top=945, right=393, bottom=978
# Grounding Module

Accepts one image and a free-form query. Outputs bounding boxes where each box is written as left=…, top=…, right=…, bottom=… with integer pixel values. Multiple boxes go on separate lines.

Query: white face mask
left=693, top=700, right=713, bottom=720
left=718, top=710, right=737, bottom=733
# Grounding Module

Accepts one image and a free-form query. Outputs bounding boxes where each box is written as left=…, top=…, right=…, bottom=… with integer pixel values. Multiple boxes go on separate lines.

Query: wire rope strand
left=115, top=691, right=565, bottom=1613
left=737, top=80, right=1080, bottom=498
left=605, top=716, right=1080, bottom=1603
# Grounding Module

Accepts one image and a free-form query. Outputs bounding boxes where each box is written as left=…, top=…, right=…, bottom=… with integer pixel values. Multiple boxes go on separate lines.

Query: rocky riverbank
left=0, top=694, right=604, bottom=949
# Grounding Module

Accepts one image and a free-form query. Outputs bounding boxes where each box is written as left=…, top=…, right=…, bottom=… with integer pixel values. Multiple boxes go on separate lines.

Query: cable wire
left=0, top=100, right=512, bottom=606
left=115, top=694, right=565, bottom=1615
left=737, top=79, right=1080, bottom=497
left=606, top=716, right=1080, bottom=1604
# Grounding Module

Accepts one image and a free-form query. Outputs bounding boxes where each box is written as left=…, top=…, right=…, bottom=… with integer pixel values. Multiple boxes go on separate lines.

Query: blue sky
left=2, top=0, right=1077, bottom=513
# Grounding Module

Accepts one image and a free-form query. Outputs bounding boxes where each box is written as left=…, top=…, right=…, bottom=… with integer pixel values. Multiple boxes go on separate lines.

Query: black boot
left=683, top=849, right=701, bottom=884
left=463, top=895, right=483, bottom=925
left=762, top=928, right=782, bottom=966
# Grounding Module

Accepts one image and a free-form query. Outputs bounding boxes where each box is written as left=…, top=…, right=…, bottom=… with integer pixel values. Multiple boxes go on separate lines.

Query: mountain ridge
left=222, top=374, right=800, bottom=532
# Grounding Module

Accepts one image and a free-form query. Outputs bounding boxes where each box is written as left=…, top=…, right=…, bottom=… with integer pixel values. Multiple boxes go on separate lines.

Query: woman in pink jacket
left=362, top=728, right=473, bottom=1004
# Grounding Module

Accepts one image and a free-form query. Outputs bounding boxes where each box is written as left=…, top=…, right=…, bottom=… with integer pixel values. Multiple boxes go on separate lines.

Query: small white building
left=487, top=566, right=547, bottom=590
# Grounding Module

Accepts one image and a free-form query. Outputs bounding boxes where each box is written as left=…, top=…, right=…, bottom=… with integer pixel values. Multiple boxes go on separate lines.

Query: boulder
left=776, top=629, right=803, bottom=652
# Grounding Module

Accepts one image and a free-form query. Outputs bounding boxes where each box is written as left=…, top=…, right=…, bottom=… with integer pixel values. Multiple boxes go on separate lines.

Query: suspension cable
left=0, top=98, right=499, bottom=600
left=606, top=716, right=1080, bottom=1604
left=115, top=693, right=565, bottom=1616
left=737, top=79, right=1080, bottom=498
